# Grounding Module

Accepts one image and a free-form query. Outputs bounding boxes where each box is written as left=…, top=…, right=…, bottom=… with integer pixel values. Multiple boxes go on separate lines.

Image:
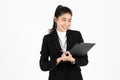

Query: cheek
left=56, top=21, right=61, bottom=26
left=69, top=22, right=71, bottom=25
left=67, top=22, right=71, bottom=26
left=60, top=21, right=65, bottom=24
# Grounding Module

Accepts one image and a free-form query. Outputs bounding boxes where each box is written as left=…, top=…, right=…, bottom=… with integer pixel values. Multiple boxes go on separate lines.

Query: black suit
left=39, top=29, right=88, bottom=80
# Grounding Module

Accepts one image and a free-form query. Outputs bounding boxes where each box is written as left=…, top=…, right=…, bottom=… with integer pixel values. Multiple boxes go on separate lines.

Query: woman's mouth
left=62, top=26, right=68, bottom=29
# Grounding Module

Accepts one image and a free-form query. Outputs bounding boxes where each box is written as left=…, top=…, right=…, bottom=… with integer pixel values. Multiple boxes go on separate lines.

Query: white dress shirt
left=56, top=30, right=67, bottom=52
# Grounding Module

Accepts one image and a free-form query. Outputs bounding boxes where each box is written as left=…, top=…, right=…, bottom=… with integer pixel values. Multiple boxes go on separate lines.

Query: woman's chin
left=62, top=28, right=68, bottom=32
left=57, top=28, right=68, bottom=32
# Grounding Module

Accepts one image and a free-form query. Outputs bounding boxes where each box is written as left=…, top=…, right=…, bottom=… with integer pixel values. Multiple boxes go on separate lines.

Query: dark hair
left=49, top=5, right=72, bottom=33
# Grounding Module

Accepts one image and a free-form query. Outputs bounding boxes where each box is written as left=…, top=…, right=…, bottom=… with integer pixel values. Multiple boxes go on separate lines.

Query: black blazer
left=39, top=29, right=88, bottom=80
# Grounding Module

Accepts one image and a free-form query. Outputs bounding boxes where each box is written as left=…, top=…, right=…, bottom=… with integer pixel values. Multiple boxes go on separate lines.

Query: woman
left=39, top=5, right=88, bottom=80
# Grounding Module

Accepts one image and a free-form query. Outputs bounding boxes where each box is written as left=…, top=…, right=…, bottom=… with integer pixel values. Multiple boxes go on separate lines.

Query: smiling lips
left=62, top=25, right=69, bottom=29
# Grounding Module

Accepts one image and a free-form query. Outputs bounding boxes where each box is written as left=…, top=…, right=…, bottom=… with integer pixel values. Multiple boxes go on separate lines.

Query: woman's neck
left=56, top=28, right=67, bottom=32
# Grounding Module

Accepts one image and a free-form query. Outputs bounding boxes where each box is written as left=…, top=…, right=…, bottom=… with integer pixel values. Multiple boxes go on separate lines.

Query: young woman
left=39, top=5, right=88, bottom=80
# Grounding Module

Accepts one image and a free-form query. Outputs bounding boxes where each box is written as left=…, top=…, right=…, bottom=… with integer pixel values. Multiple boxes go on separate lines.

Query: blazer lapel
left=66, top=30, right=73, bottom=51
left=51, top=30, right=62, bottom=52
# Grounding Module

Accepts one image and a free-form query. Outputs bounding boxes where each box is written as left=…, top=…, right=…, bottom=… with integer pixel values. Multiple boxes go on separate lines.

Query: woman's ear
left=54, top=17, right=57, bottom=23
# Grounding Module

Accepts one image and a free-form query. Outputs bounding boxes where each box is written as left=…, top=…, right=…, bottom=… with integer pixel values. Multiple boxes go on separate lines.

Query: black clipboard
left=70, top=43, right=95, bottom=56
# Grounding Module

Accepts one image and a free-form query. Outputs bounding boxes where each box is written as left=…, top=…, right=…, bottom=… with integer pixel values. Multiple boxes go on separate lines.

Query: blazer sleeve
left=39, top=35, right=57, bottom=71
left=73, top=31, right=89, bottom=67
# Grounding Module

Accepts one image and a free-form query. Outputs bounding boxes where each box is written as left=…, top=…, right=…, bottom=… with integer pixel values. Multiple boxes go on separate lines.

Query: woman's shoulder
left=42, top=34, right=51, bottom=40
left=42, top=32, right=54, bottom=40
left=42, top=29, right=82, bottom=39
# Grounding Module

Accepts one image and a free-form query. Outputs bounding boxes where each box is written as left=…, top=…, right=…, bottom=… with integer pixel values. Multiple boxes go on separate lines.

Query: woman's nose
left=65, top=21, right=70, bottom=25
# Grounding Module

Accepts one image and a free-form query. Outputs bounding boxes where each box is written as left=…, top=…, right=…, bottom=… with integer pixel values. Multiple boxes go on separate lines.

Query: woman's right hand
left=56, top=57, right=62, bottom=65
left=56, top=52, right=66, bottom=65
left=56, top=51, right=71, bottom=65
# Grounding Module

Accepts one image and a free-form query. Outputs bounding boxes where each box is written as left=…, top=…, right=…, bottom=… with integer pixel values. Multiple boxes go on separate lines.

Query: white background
left=0, top=0, right=120, bottom=80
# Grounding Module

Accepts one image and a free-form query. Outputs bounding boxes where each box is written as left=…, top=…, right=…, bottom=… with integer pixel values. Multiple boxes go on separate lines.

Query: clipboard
left=70, top=43, right=95, bottom=56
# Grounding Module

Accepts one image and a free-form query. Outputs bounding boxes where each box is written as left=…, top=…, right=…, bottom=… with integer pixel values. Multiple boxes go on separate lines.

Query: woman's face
left=55, top=13, right=72, bottom=32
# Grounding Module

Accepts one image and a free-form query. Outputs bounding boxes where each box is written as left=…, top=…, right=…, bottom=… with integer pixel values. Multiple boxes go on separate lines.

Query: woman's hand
left=56, top=51, right=76, bottom=65
left=56, top=51, right=66, bottom=65
left=56, top=57, right=62, bottom=65
left=61, top=51, right=76, bottom=63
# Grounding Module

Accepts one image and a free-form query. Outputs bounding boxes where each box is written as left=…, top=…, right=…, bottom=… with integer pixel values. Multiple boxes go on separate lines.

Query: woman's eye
left=62, top=19, right=66, bottom=21
left=68, top=20, right=71, bottom=22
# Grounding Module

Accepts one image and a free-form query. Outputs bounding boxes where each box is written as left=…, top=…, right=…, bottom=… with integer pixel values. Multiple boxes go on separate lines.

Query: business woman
left=39, top=5, right=88, bottom=80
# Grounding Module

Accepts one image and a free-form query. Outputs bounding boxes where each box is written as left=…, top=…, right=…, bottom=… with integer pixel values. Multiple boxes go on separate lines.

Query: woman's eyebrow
left=62, top=17, right=71, bottom=20
left=61, top=17, right=66, bottom=20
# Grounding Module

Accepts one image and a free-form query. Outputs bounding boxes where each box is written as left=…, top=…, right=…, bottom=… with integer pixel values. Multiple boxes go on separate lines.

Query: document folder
left=70, top=43, right=95, bottom=56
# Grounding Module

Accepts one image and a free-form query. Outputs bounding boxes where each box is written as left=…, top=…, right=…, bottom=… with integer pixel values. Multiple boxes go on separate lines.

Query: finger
left=67, top=51, right=71, bottom=54
left=63, top=52, right=68, bottom=57
left=62, top=53, right=66, bottom=58
left=68, top=51, right=72, bottom=55
left=66, top=53, right=69, bottom=56
left=65, top=51, right=69, bottom=55
left=61, top=52, right=65, bottom=56
left=64, top=52, right=69, bottom=56
left=66, top=52, right=73, bottom=57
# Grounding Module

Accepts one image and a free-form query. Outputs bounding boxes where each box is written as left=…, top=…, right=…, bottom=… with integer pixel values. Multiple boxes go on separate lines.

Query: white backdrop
left=0, top=0, right=120, bottom=80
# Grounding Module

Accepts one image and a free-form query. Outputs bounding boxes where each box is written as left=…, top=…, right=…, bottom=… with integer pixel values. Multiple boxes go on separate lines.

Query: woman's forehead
left=59, top=13, right=72, bottom=19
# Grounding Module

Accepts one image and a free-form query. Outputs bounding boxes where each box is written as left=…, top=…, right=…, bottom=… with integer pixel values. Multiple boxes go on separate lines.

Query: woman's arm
left=72, top=31, right=89, bottom=67
left=39, top=35, right=57, bottom=71
left=73, top=55, right=88, bottom=67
